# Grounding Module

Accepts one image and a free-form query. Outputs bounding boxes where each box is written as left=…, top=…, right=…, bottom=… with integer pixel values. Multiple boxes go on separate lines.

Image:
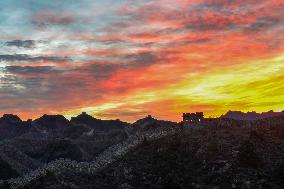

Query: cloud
left=0, top=54, right=69, bottom=62
left=124, top=52, right=159, bottom=68
left=31, top=11, right=75, bottom=27
left=5, top=40, right=37, bottom=49
left=245, top=17, right=283, bottom=32
left=5, top=66, right=61, bottom=75
left=87, top=63, right=121, bottom=80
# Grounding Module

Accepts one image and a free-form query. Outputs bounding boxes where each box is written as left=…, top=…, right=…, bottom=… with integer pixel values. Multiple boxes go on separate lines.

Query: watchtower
left=182, top=112, right=204, bottom=126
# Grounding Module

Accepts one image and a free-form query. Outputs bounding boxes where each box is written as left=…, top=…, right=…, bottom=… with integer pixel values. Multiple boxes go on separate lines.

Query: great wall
left=2, top=127, right=176, bottom=189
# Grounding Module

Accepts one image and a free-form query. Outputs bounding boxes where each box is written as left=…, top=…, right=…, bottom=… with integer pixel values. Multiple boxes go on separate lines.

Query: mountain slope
left=16, top=122, right=284, bottom=189
left=0, top=157, right=19, bottom=180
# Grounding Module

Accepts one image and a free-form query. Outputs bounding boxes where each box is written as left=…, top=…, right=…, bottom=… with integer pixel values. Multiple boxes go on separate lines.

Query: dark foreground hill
left=6, top=115, right=284, bottom=189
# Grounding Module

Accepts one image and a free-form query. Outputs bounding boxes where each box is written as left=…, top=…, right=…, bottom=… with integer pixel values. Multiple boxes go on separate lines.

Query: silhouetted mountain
left=41, top=139, right=84, bottom=162
left=70, top=112, right=130, bottom=132
left=0, top=114, right=32, bottom=140
left=18, top=118, right=284, bottom=189
left=221, top=110, right=284, bottom=120
left=133, top=115, right=178, bottom=131
left=33, top=114, right=70, bottom=132
left=90, top=123, right=284, bottom=189
left=2, top=111, right=284, bottom=188
left=0, top=143, right=40, bottom=176
left=0, top=157, right=19, bottom=180
left=0, top=114, right=22, bottom=124
left=61, top=125, right=92, bottom=139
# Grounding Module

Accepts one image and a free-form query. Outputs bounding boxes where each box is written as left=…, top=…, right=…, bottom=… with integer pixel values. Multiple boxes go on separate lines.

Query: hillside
left=0, top=113, right=131, bottom=183
left=6, top=115, right=284, bottom=189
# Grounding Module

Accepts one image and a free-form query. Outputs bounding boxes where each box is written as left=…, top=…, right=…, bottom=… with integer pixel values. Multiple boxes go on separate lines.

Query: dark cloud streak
left=5, top=66, right=62, bottom=75
left=5, top=40, right=36, bottom=49
left=31, top=11, right=75, bottom=28
left=0, top=54, right=69, bottom=62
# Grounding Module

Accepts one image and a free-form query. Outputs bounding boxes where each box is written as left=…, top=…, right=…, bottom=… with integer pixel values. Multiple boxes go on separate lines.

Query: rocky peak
left=71, top=112, right=97, bottom=123
left=33, top=114, right=70, bottom=131
left=70, top=112, right=129, bottom=131
left=0, top=114, right=22, bottom=124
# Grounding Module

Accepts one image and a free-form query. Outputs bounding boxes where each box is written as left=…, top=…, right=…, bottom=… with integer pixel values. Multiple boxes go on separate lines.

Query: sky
left=0, top=0, right=283, bottom=122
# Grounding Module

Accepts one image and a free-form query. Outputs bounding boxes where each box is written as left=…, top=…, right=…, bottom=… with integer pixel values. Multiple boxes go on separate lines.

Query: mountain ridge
left=221, top=110, right=284, bottom=120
